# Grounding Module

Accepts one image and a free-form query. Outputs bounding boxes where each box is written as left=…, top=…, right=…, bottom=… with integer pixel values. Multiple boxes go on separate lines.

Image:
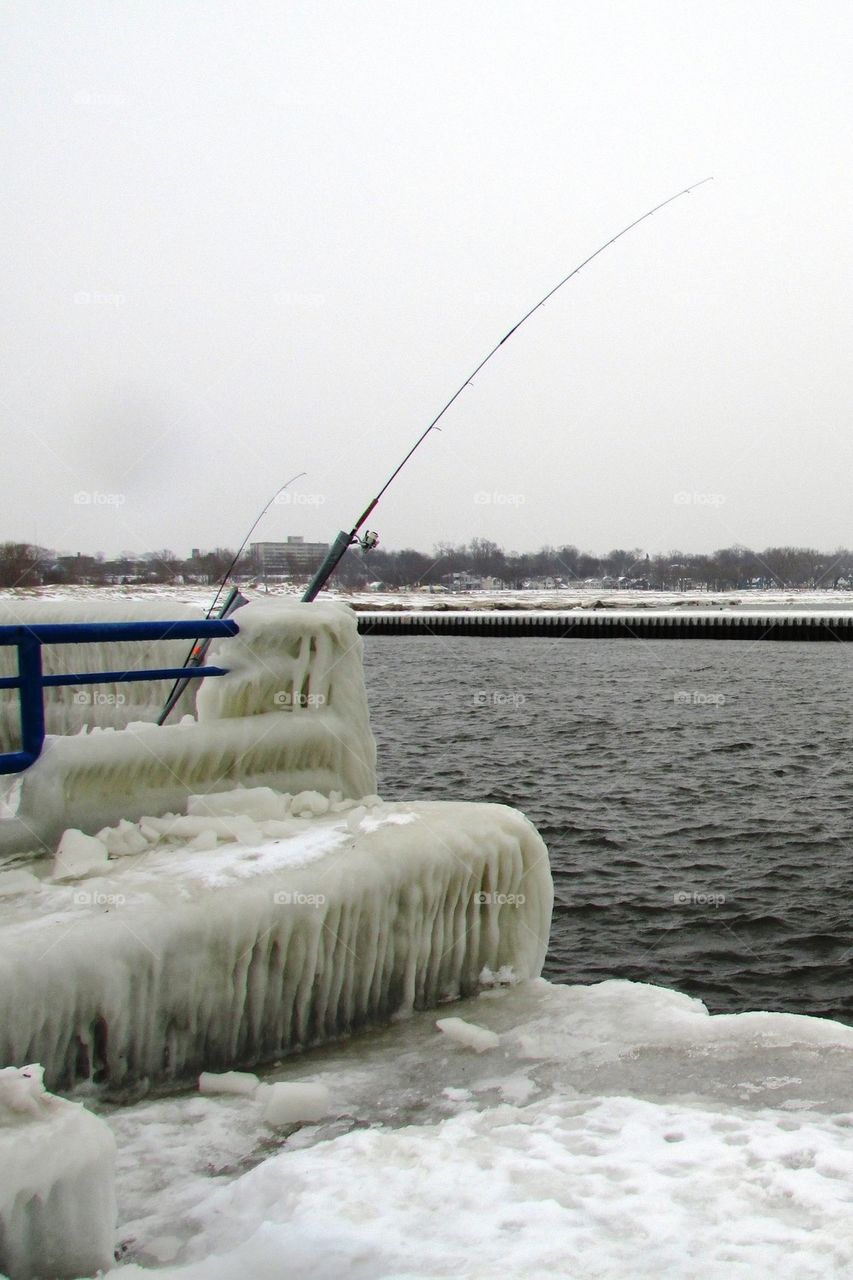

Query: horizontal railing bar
left=0, top=665, right=228, bottom=692
left=0, top=620, right=238, bottom=645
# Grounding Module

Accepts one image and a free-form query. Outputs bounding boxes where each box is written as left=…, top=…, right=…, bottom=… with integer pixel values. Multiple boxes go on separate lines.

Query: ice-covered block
left=258, top=1081, right=332, bottom=1125
left=51, top=827, right=109, bottom=881
left=199, top=1070, right=260, bottom=1097
left=0, top=1063, right=116, bottom=1280
left=187, top=786, right=291, bottom=822
left=0, top=801, right=552, bottom=1090
left=436, top=1016, right=500, bottom=1052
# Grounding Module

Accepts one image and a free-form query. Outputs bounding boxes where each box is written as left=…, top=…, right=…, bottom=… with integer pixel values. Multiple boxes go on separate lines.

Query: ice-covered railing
left=0, top=598, right=206, bottom=744
left=0, top=600, right=377, bottom=857
left=0, top=617, right=236, bottom=774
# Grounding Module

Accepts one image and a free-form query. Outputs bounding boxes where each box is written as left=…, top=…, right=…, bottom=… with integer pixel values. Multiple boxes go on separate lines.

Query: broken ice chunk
left=198, top=1070, right=260, bottom=1097
left=289, top=790, right=330, bottom=818
left=51, top=828, right=109, bottom=882
left=257, top=1081, right=332, bottom=1126
left=436, top=1017, right=500, bottom=1052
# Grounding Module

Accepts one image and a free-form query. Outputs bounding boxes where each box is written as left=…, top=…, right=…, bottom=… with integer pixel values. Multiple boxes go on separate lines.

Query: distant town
left=3, top=535, right=853, bottom=593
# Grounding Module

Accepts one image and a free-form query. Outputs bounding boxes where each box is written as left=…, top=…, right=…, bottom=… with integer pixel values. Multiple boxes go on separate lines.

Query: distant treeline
left=2, top=539, right=853, bottom=592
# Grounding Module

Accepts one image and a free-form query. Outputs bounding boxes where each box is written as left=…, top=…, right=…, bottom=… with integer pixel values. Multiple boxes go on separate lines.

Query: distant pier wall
left=356, top=611, right=853, bottom=641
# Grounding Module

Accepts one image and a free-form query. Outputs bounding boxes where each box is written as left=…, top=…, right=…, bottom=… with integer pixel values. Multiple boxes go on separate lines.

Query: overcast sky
left=2, top=0, right=852, bottom=560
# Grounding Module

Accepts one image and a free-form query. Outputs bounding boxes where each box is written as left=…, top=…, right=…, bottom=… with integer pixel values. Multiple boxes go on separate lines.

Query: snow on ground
left=8, top=583, right=853, bottom=614
left=84, top=977, right=853, bottom=1280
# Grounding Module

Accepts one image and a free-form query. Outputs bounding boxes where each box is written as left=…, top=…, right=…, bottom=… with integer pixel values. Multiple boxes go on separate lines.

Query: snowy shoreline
left=6, top=584, right=853, bottom=615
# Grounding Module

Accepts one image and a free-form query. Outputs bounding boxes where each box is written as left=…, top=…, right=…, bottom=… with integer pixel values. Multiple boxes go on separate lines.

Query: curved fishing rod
left=303, top=176, right=713, bottom=602
left=158, top=470, right=307, bottom=724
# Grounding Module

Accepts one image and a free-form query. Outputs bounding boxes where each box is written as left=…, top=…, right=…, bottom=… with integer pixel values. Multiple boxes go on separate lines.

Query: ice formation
left=92, top=977, right=853, bottom=1279
left=257, top=1081, right=332, bottom=1126
left=1, top=599, right=377, bottom=855
left=0, top=792, right=551, bottom=1090
left=198, top=1071, right=261, bottom=1098
left=0, top=1063, right=116, bottom=1280
left=435, top=1015, right=500, bottom=1052
left=0, top=597, right=204, bottom=748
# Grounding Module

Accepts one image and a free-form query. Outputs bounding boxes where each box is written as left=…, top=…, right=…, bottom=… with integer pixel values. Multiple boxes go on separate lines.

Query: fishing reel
left=354, top=530, right=380, bottom=553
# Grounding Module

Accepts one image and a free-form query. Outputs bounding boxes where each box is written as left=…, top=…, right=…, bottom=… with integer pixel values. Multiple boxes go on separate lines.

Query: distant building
left=250, top=537, right=329, bottom=577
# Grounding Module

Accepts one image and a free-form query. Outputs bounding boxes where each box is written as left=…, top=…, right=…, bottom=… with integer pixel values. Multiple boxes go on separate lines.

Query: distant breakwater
left=357, top=611, right=853, bottom=641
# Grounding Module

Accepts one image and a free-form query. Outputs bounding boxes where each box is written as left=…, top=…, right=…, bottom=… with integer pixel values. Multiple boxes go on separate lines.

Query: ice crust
left=95, top=978, right=853, bottom=1280
left=0, top=1063, right=116, bottom=1280
left=0, top=795, right=551, bottom=1090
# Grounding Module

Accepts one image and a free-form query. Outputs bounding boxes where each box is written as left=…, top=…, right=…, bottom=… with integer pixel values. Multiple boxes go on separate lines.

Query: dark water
left=362, top=637, right=853, bottom=1024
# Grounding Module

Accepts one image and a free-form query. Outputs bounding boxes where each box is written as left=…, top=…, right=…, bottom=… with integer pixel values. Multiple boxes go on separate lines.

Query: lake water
left=363, top=636, right=853, bottom=1023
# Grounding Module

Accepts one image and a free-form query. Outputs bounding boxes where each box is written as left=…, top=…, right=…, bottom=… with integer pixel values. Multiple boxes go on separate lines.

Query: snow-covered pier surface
left=1, top=600, right=377, bottom=856
left=0, top=1063, right=116, bottom=1280
left=98, top=978, right=853, bottom=1279
left=0, top=793, right=551, bottom=1090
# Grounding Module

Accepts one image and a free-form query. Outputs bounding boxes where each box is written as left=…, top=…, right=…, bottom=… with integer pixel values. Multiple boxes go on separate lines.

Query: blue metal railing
left=0, top=619, right=238, bottom=775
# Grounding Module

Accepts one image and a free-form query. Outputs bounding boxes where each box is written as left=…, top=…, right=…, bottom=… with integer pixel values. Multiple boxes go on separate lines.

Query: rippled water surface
left=363, top=637, right=853, bottom=1023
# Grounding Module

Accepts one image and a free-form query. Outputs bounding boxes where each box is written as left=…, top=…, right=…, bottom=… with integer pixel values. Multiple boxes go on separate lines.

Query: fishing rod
left=303, top=177, right=713, bottom=602
left=157, top=471, right=307, bottom=724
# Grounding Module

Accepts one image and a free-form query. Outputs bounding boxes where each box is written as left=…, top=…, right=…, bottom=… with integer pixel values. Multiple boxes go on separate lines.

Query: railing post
left=18, top=634, right=45, bottom=763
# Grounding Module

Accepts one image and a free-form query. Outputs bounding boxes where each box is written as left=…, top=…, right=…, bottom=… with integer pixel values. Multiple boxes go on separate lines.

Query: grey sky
left=2, top=1, right=852, bottom=560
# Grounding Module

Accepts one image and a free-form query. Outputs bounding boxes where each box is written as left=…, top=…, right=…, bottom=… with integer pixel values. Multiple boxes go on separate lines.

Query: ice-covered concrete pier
left=0, top=793, right=550, bottom=1091
left=0, top=598, right=552, bottom=1094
